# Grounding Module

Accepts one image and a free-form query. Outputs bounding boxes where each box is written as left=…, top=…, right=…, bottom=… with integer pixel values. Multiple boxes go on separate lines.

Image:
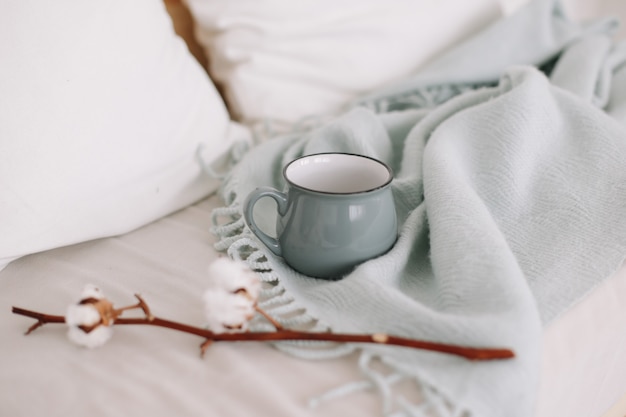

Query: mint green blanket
left=212, top=1, right=626, bottom=416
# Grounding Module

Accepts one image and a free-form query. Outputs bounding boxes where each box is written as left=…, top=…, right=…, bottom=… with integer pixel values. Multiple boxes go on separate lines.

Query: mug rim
left=283, top=152, right=393, bottom=195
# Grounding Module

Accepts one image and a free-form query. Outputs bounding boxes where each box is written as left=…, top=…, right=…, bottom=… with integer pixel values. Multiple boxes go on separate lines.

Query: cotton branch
left=12, top=303, right=514, bottom=361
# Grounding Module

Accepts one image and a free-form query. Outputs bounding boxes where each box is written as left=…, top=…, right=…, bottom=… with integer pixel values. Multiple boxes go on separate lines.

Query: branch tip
left=200, top=339, right=213, bottom=358
left=134, top=294, right=154, bottom=321
left=25, top=321, right=45, bottom=335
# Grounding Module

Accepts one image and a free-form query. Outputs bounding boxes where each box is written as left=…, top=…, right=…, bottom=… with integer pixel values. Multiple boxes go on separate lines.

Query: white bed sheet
left=1, top=192, right=625, bottom=417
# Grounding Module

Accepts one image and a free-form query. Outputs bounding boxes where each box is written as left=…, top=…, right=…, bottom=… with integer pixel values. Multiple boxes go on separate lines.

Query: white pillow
left=184, top=0, right=502, bottom=128
left=0, top=0, right=240, bottom=271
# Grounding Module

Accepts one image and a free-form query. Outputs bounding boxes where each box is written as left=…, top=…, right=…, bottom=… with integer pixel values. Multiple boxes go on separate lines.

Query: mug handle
left=243, top=187, right=289, bottom=257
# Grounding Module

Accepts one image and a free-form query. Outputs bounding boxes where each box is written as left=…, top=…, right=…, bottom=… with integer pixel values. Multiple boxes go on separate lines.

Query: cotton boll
left=67, top=324, right=113, bottom=349
left=206, top=257, right=261, bottom=300
left=65, top=284, right=115, bottom=348
left=203, top=288, right=257, bottom=333
left=203, top=258, right=263, bottom=333
left=65, top=304, right=101, bottom=327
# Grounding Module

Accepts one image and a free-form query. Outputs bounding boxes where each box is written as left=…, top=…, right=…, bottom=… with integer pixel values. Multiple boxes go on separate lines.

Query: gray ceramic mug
left=243, top=153, right=397, bottom=279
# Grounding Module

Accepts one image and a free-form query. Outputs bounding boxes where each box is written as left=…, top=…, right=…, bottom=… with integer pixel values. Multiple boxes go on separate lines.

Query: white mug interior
left=284, top=153, right=392, bottom=194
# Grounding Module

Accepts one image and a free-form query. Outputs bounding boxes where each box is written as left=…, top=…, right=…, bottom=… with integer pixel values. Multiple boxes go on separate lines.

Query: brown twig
left=11, top=306, right=514, bottom=361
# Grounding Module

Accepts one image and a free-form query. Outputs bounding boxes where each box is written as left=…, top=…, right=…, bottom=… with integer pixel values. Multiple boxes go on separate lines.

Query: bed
left=2, top=0, right=626, bottom=416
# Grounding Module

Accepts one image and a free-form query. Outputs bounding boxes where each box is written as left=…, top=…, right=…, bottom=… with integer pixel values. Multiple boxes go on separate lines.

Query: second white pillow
left=184, top=0, right=502, bottom=128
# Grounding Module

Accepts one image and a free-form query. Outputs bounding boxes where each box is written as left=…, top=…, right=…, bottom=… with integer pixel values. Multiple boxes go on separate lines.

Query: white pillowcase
left=184, top=0, right=502, bottom=128
left=0, top=0, right=241, bottom=271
